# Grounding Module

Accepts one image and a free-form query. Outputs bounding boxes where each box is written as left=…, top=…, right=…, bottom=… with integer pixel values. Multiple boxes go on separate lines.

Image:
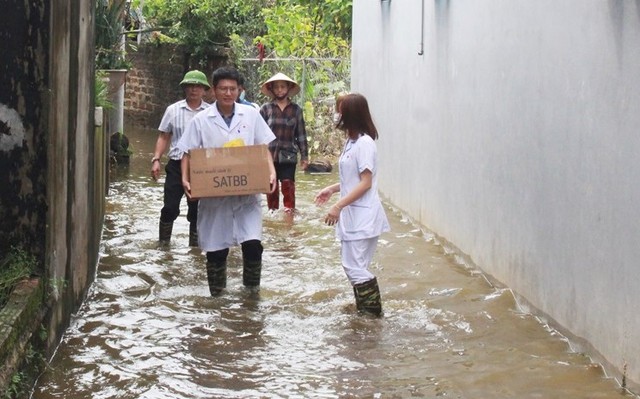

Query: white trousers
left=341, top=237, right=379, bottom=285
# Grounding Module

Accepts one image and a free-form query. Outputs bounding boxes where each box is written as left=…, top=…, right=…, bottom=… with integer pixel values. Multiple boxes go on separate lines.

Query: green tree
left=141, top=0, right=270, bottom=63
left=137, top=0, right=352, bottom=156
left=95, top=0, right=129, bottom=69
left=256, top=4, right=349, bottom=59
left=292, top=0, right=352, bottom=41
left=138, top=0, right=351, bottom=61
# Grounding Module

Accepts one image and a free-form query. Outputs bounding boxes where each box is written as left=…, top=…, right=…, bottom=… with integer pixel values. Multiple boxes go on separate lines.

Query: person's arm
left=295, top=106, right=309, bottom=170
left=314, top=182, right=340, bottom=206
left=151, top=131, right=171, bottom=181
left=253, top=111, right=278, bottom=193
left=267, top=151, right=277, bottom=193
left=322, top=170, right=372, bottom=226
left=180, top=153, right=193, bottom=200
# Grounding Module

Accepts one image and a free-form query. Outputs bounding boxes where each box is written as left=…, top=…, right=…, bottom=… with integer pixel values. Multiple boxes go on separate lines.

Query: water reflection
left=30, top=126, right=632, bottom=398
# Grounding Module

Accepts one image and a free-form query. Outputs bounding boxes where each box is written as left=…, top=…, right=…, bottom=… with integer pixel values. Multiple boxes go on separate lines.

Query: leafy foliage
left=94, top=70, right=113, bottom=110
left=0, top=246, right=36, bottom=308
left=235, top=1, right=352, bottom=156
left=283, top=0, right=352, bottom=42
left=2, top=339, right=48, bottom=398
left=140, top=0, right=270, bottom=64
left=135, top=0, right=353, bottom=156
left=95, top=0, right=130, bottom=69
left=255, top=3, right=350, bottom=59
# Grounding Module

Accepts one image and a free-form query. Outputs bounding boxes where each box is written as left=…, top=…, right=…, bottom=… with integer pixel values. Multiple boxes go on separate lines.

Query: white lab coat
left=336, top=134, right=390, bottom=242
left=177, top=103, right=276, bottom=252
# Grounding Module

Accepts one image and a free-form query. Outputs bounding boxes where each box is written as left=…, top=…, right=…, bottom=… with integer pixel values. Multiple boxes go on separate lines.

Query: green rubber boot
left=206, top=261, right=227, bottom=296
left=353, top=277, right=382, bottom=317
left=242, top=260, right=262, bottom=288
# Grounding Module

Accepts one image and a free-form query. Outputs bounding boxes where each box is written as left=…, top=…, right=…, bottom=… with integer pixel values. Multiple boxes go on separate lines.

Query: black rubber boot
left=353, top=277, right=382, bottom=317
left=189, top=223, right=198, bottom=247
left=353, top=286, right=361, bottom=310
left=206, top=261, right=227, bottom=296
left=159, top=221, right=173, bottom=242
left=242, top=260, right=262, bottom=288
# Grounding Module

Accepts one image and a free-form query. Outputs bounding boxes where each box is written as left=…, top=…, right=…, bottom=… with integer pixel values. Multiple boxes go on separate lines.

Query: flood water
left=30, top=126, right=633, bottom=398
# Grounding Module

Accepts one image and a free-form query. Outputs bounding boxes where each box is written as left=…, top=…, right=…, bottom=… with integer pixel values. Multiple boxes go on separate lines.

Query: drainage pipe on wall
left=418, top=0, right=425, bottom=55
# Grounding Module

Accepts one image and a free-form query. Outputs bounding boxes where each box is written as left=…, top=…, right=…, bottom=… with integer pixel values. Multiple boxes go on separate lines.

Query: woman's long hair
left=336, top=93, right=379, bottom=140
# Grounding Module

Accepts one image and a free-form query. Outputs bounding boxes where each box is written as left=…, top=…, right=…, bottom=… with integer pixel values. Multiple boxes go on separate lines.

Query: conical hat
left=260, top=72, right=300, bottom=98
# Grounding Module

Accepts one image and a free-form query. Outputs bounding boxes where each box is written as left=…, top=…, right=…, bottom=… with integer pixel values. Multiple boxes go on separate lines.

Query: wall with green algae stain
left=0, top=278, right=45, bottom=390
left=0, top=0, right=106, bottom=395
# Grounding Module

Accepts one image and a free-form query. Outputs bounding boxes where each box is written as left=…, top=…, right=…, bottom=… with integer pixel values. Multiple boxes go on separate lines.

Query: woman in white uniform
left=314, top=93, right=390, bottom=316
left=177, top=67, right=276, bottom=295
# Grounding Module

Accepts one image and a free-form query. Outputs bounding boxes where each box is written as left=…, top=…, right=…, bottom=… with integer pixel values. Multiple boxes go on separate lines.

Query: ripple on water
left=30, top=127, right=631, bottom=399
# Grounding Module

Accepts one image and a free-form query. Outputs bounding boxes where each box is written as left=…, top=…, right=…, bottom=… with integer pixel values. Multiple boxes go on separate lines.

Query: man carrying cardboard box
left=177, top=66, right=276, bottom=296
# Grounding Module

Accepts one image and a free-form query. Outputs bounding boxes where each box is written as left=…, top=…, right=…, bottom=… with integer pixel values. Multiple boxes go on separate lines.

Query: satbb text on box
left=189, top=145, right=271, bottom=198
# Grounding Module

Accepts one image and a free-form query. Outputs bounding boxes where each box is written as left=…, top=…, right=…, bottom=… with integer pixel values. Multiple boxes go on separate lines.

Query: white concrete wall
left=352, top=0, right=640, bottom=387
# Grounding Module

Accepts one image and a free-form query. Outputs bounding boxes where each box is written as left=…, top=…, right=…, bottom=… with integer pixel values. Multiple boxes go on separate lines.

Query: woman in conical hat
left=259, top=72, right=309, bottom=213
left=260, top=72, right=301, bottom=98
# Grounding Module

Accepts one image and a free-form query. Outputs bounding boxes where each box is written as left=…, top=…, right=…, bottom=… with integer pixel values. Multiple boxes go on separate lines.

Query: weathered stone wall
left=0, top=0, right=49, bottom=266
left=0, top=0, right=105, bottom=391
left=125, top=43, right=224, bottom=129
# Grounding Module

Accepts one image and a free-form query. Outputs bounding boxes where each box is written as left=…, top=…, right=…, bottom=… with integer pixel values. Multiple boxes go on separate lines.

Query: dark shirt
left=217, top=103, right=234, bottom=127
left=260, top=101, right=308, bottom=161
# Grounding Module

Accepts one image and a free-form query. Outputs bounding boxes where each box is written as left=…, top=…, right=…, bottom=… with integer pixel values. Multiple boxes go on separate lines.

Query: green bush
left=0, top=246, right=36, bottom=308
left=94, top=70, right=113, bottom=110
left=95, top=0, right=131, bottom=69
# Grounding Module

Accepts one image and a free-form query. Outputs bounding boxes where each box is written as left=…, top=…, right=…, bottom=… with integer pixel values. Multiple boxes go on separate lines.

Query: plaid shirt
left=259, top=101, right=308, bottom=161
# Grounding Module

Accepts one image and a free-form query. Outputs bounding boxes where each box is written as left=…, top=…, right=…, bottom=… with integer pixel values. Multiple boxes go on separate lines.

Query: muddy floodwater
left=30, top=127, right=633, bottom=398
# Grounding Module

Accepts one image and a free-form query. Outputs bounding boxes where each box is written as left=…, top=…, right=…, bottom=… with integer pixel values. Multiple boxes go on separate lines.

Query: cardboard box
left=189, top=144, right=271, bottom=198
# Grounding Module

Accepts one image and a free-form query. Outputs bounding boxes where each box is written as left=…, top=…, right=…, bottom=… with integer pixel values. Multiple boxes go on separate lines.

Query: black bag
left=277, top=146, right=298, bottom=164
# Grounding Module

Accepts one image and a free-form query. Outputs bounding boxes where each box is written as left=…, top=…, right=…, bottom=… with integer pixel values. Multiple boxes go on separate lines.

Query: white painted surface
left=352, top=0, right=640, bottom=386
left=0, top=104, right=25, bottom=151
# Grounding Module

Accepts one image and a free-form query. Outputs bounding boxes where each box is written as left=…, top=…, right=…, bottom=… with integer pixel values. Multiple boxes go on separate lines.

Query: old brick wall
left=125, top=43, right=225, bottom=129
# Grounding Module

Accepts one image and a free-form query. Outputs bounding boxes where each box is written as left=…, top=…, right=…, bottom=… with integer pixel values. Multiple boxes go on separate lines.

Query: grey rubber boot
left=206, top=261, right=227, bottom=296
left=353, top=277, right=382, bottom=317
left=189, top=223, right=198, bottom=247
left=159, top=221, right=173, bottom=242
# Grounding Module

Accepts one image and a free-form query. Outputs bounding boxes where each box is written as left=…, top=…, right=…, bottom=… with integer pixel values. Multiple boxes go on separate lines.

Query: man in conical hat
left=259, top=72, right=309, bottom=213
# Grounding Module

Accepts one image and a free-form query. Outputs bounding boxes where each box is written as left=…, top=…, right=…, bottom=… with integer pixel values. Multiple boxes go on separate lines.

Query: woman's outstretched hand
left=315, top=187, right=342, bottom=225
left=314, top=187, right=333, bottom=206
